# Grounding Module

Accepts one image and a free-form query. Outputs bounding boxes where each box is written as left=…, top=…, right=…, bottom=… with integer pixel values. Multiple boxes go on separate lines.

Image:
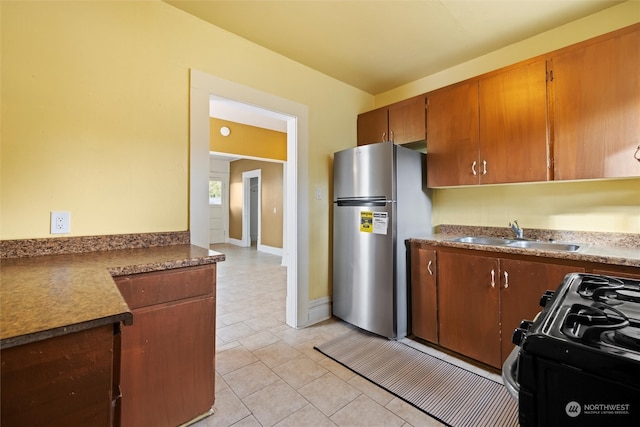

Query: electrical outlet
left=51, top=211, right=70, bottom=234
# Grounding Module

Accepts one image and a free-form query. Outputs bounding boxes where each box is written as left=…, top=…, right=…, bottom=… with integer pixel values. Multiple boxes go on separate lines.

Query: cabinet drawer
left=115, top=265, right=215, bottom=309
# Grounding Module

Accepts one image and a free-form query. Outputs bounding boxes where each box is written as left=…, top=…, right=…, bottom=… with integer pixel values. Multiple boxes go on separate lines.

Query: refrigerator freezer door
left=333, top=142, right=394, bottom=200
left=332, top=202, right=396, bottom=338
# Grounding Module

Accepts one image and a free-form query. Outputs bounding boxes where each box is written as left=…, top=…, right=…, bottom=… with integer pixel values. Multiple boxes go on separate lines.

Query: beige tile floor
left=194, top=243, right=501, bottom=427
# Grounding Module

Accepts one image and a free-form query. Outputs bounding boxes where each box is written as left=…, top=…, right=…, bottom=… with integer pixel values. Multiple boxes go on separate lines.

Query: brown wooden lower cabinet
left=115, top=265, right=216, bottom=427
left=437, top=251, right=501, bottom=367
left=1, top=325, right=116, bottom=427
left=410, top=245, right=438, bottom=343
left=438, top=251, right=585, bottom=368
left=591, top=269, right=640, bottom=280
left=411, top=243, right=588, bottom=369
left=498, top=259, right=584, bottom=363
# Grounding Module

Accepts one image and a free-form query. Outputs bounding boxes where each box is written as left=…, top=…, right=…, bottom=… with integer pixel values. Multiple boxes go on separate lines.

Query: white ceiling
left=209, top=96, right=289, bottom=132
left=165, top=0, right=623, bottom=95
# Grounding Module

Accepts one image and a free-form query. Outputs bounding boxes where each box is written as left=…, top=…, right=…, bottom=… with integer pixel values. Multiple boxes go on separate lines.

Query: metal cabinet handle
left=390, top=130, right=394, bottom=143
left=504, top=271, right=509, bottom=288
left=483, top=160, right=487, bottom=175
left=472, top=161, right=477, bottom=176
left=427, top=260, right=433, bottom=275
left=490, top=269, right=495, bottom=288
left=382, top=132, right=387, bottom=142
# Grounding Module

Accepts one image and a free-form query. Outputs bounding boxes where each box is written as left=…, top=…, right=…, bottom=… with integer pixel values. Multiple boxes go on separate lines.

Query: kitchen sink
left=449, top=236, right=516, bottom=246
left=506, top=240, right=580, bottom=252
left=448, top=236, right=581, bottom=252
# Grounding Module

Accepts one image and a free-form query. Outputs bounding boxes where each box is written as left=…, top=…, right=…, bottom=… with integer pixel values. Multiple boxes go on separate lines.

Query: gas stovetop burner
left=577, top=274, right=640, bottom=306
left=614, top=327, right=640, bottom=348
left=562, top=303, right=629, bottom=342
left=601, top=326, right=640, bottom=353
left=579, top=274, right=625, bottom=288
left=617, top=289, right=640, bottom=303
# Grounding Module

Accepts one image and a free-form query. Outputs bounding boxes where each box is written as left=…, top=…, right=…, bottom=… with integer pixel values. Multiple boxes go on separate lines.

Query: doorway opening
left=189, top=69, right=310, bottom=329
left=243, top=170, right=261, bottom=248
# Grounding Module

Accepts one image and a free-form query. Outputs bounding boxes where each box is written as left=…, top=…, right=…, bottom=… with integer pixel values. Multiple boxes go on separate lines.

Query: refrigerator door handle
left=334, top=198, right=393, bottom=207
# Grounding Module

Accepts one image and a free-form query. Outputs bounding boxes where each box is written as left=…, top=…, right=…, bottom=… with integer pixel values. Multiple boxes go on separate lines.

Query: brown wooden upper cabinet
left=550, top=25, right=640, bottom=180
left=478, top=59, right=549, bottom=185
left=357, top=95, right=426, bottom=146
left=426, top=81, right=479, bottom=187
left=427, top=60, right=549, bottom=187
left=425, top=23, right=639, bottom=187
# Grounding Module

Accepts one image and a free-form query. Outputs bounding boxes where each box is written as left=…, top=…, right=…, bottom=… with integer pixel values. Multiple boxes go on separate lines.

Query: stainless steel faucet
left=510, top=220, right=523, bottom=239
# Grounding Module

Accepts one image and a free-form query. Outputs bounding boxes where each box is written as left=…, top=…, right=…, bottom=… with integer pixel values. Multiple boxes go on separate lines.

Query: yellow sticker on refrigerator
left=360, top=211, right=373, bottom=232
left=360, top=211, right=388, bottom=235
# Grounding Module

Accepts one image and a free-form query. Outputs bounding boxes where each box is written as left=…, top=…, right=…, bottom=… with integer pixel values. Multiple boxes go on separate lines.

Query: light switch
left=315, top=187, right=322, bottom=200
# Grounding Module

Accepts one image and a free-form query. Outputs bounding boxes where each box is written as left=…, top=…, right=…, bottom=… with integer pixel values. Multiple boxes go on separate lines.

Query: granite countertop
left=410, top=225, right=640, bottom=268
left=0, top=244, right=225, bottom=349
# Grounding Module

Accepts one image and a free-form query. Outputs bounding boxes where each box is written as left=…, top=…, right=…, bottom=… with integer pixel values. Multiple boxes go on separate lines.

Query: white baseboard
left=228, top=238, right=245, bottom=247
left=307, top=296, right=332, bottom=325
left=228, top=239, right=283, bottom=259
left=258, top=243, right=283, bottom=257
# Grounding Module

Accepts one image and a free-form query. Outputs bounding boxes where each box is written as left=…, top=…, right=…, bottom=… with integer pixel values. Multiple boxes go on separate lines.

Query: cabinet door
left=1, top=326, right=114, bottom=427
left=116, top=266, right=216, bottom=427
left=388, top=96, right=426, bottom=145
left=410, top=245, right=438, bottom=343
left=479, top=60, right=549, bottom=184
left=426, top=81, right=480, bottom=187
left=438, top=251, right=501, bottom=368
left=120, top=297, right=215, bottom=427
left=551, top=28, right=640, bottom=179
left=499, top=259, right=583, bottom=365
left=357, top=107, right=388, bottom=146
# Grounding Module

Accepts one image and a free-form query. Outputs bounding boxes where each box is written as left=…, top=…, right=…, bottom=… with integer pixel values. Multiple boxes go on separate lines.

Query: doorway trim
left=189, top=69, right=310, bottom=329
left=242, top=170, right=261, bottom=247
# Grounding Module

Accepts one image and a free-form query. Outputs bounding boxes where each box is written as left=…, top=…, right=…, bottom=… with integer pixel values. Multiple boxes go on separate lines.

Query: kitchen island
left=1, top=233, right=224, bottom=427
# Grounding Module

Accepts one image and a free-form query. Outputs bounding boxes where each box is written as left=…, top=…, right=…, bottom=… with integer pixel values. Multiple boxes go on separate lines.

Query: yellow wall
left=380, top=1, right=640, bottom=234
left=1, top=0, right=369, bottom=301
left=1, top=1, right=639, bottom=307
left=432, top=179, right=640, bottom=233
left=210, top=118, right=287, bottom=161
left=228, top=160, right=283, bottom=248
left=211, top=119, right=286, bottom=249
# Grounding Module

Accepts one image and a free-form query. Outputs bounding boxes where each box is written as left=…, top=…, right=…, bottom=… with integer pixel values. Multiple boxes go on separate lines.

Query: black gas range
left=503, top=272, right=640, bottom=427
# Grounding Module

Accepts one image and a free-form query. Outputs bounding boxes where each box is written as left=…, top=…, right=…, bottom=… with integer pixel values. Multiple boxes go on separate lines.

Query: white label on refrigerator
left=372, top=212, right=388, bottom=235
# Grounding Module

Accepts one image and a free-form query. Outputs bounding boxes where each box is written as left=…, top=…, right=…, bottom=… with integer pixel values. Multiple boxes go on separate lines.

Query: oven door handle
left=502, top=346, right=520, bottom=401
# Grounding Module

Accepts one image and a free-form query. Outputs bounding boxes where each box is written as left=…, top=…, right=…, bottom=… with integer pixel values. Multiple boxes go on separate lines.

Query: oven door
left=502, top=345, right=520, bottom=401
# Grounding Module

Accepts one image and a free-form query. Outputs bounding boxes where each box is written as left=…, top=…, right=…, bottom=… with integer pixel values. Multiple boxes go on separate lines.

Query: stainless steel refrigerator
left=332, top=141, right=432, bottom=339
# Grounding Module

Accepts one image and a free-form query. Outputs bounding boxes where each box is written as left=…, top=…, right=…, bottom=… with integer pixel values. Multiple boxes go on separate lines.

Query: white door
left=209, top=173, right=228, bottom=244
